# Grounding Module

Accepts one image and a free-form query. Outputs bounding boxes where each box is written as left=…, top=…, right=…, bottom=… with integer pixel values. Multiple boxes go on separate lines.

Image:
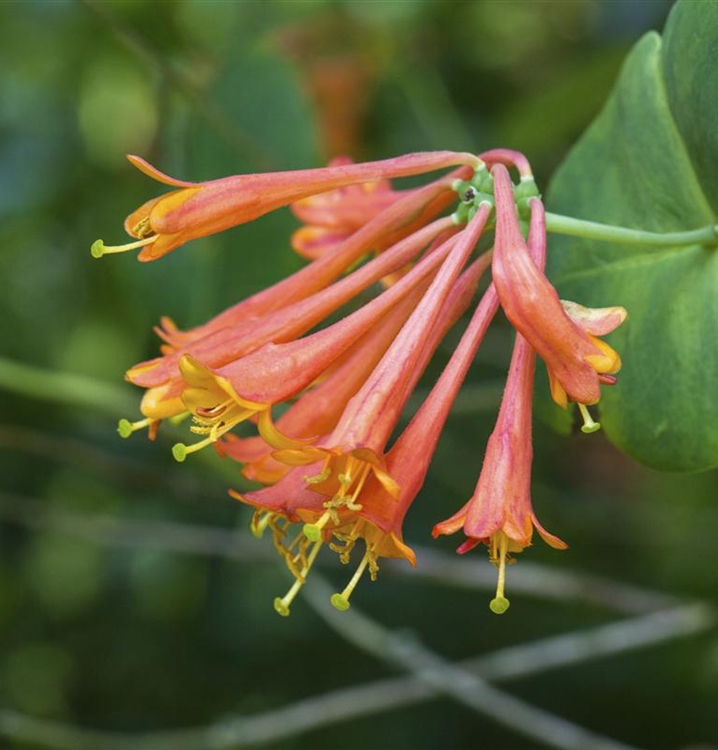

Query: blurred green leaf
left=545, top=0, right=718, bottom=471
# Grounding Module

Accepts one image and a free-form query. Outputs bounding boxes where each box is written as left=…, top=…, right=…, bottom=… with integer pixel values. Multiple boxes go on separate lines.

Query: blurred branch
left=2, top=596, right=710, bottom=750
left=302, top=575, right=707, bottom=750
left=0, top=596, right=711, bottom=750
left=76, top=0, right=276, bottom=170
left=0, top=425, right=230, bottom=503
left=0, top=490, right=683, bottom=614
left=0, top=357, right=135, bottom=417
left=0, top=490, right=713, bottom=748
left=411, top=545, right=680, bottom=614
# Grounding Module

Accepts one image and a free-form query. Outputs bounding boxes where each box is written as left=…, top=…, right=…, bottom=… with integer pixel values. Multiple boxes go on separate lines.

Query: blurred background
left=1, top=1, right=716, bottom=748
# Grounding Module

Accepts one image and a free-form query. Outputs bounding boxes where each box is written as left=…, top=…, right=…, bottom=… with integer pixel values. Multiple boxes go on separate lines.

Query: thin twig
left=0, top=357, right=135, bottom=418
left=0, top=601, right=711, bottom=750
left=302, top=575, right=647, bottom=750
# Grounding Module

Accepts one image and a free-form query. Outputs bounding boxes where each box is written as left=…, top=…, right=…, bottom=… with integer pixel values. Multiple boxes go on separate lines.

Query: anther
left=90, top=235, right=157, bottom=259
left=578, top=403, right=601, bottom=434
left=305, top=467, right=331, bottom=485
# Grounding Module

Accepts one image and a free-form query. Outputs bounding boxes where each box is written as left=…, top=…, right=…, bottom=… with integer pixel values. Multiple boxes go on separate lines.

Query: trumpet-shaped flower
left=228, top=236, right=494, bottom=614
left=124, top=214, right=456, bottom=425
left=171, top=231, right=463, bottom=459
left=91, top=151, right=480, bottom=262
left=151, top=171, right=465, bottom=355
left=433, top=203, right=567, bottom=614
left=491, top=164, right=626, bottom=411
left=97, top=146, right=630, bottom=617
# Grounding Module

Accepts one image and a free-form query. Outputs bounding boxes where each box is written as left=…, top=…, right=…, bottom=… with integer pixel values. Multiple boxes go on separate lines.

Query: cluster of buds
left=93, top=147, right=626, bottom=616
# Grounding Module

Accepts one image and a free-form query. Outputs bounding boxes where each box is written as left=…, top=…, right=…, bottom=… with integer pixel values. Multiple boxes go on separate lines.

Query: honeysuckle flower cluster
left=94, top=147, right=626, bottom=615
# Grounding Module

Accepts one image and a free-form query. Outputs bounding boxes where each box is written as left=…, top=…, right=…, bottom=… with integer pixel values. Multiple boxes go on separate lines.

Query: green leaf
left=545, top=0, right=718, bottom=472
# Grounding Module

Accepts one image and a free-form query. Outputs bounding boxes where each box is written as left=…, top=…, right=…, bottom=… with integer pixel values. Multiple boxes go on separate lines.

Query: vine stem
left=545, top=212, right=718, bottom=248
left=0, top=356, right=135, bottom=416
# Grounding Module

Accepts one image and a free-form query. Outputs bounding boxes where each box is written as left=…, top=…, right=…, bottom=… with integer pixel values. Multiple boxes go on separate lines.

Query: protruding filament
left=250, top=511, right=273, bottom=539
left=173, top=401, right=251, bottom=461
left=117, top=417, right=153, bottom=439
left=172, top=436, right=216, bottom=462
left=91, top=235, right=157, bottom=259
left=330, top=548, right=372, bottom=612
left=331, top=456, right=370, bottom=512
left=578, top=403, right=601, bottom=434
left=273, top=540, right=323, bottom=617
left=489, top=532, right=511, bottom=615
left=303, top=509, right=334, bottom=542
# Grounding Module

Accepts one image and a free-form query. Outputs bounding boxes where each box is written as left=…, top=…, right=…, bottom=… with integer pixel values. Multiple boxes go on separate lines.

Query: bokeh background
left=1, top=1, right=716, bottom=749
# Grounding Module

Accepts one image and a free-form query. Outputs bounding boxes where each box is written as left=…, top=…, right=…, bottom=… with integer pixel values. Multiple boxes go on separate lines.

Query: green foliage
left=546, top=0, right=718, bottom=471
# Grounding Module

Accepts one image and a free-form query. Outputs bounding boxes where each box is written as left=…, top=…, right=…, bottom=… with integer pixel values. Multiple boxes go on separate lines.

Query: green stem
left=0, top=356, right=136, bottom=417
left=545, top=212, right=718, bottom=248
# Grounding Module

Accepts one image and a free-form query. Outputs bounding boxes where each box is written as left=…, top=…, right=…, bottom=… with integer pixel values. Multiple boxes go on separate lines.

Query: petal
left=127, top=154, right=198, bottom=187
left=561, top=300, right=628, bottom=336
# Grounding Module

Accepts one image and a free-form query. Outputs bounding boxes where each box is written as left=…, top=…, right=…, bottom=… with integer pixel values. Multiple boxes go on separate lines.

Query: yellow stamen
left=273, top=540, right=323, bottom=617
left=489, top=532, right=511, bottom=615
left=90, top=235, right=157, bottom=258
left=330, top=548, right=372, bottom=611
left=578, top=403, right=601, bottom=434
left=117, top=417, right=154, bottom=439
left=250, top=510, right=273, bottom=539
left=174, top=401, right=257, bottom=461
left=326, top=456, right=371, bottom=512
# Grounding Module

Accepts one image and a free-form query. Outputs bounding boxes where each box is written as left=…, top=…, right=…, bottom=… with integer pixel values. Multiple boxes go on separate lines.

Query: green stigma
left=303, top=523, right=322, bottom=542
left=172, top=443, right=188, bottom=463
left=578, top=403, right=601, bottom=434
left=330, top=593, right=351, bottom=611
left=90, top=240, right=105, bottom=259
left=489, top=596, right=510, bottom=615
left=117, top=419, right=133, bottom=439
left=273, top=598, right=291, bottom=617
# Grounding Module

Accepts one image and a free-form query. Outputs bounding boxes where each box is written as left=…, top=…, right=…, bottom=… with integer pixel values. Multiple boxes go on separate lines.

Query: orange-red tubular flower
left=154, top=170, right=466, bottom=352
left=171, top=231, right=467, bottom=460
left=347, top=267, right=503, bottom=578
left=218, top=284, right=429, bottom=484
left=490, top=164, right=626, bottom=410
left=129, top=213, right=454, bottom=387
left=289, top=157, right=461, bottom=266
left=433, top=204, right=567, bottom=615
left=230, top=247, right=495, bottom=615
left=290, top=156, right=402, bottom=260
left=125, top=216, right=457, bottom=428
left=221, top=248, right=490, bottom=485
left=91, top=151, right=481, bottom=262
left=268, top=207, right=491, bottom=518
